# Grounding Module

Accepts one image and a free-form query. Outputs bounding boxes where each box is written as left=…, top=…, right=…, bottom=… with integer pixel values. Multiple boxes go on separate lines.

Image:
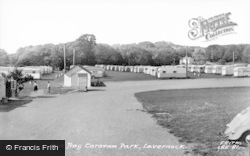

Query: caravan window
left=32, top=71, right=36, bottom=74
left=162, top=71, right=166, bottom=73
left=173, top=71, right=177, bottom=73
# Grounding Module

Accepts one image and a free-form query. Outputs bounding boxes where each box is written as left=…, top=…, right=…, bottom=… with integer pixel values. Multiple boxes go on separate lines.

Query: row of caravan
left=96, top=65, right=187, bottom=78
left=188, top=64, right=250, bottom=77
left=96, top=64, right=250, bottom=78
left=0, top=66, right=53, bottom=79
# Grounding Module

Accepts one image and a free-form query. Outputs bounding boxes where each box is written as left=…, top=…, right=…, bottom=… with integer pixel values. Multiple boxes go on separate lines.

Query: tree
left=242, top=46, right=250, bottom=63
left=222, top=45, right=241, bottom=62
left=3, top=68, right=34, bottom=97
left=74, top=34, right=97, bottom=65
left=0, top=49, right=10, bottom=66
left=95, top=44, right=123, bottom=65
left=17, top=58, right=33, bottom=66
left=205, top=45, right=225, bottom=62
left=6, top=33, right=249, bottom=67
left=154, top=49, right=173, bottom=65
left=218, top=59, right=226, bottom=65
left=192, top=48, right=207, bottom=63
left=50, top=44, right=64, bottom=70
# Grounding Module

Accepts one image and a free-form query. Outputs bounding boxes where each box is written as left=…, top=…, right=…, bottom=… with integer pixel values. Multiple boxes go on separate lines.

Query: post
left=233, top=51, right=235, bottom=64
left=211, top=50, right=213, bottom=61
left=64, top=44, right=66, bottom=73
left=73, top=49, right=75, bottom=66
left=186, top=46, right=188, bottom=78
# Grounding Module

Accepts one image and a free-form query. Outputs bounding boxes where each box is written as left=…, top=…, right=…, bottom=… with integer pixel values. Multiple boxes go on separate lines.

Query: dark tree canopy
left=1, top=34, right=249, bottom=68
left=0, top=49, right=10, bottom=66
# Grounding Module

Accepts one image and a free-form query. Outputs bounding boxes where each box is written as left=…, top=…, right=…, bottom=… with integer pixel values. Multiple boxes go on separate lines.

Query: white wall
left=180, top=58, right=194, bottom=65
left=64, top=75, right=71, bottom=87
left=0, top=77, right=6, bottom=100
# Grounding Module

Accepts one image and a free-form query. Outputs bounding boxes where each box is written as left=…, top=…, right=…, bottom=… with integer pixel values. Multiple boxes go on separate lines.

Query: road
left=1, top=78, right=250, bottom=156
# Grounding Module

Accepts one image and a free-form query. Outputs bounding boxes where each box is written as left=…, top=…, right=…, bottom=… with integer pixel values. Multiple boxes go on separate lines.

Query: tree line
left=1, top=34, right=250, bottom=69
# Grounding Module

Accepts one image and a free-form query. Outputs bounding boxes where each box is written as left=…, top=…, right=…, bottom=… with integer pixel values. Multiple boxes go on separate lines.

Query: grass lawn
left=135, top=87, right=250, bottom=156
left=100, top=70, right=235, bottom=82
left=187, top=72, right=233, bottom=79
left=100, top=71, right=157, bottom=82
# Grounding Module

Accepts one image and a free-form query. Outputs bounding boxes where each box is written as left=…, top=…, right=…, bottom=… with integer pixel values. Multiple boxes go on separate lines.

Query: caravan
left=190, top=65, right=198, bottom=72
left=149, top=67, right=158, bottom=76
left=234, top=67, right=250, bottom=77
left=212, top=65, right=227, bottom=74
left=221, top=64, right=246, bottom=76
left=114, top=66, right=119, bottom=71
left=21, top=68, right=41, bottom=79
left=143, top=66, right=150, bottom=74
left=157, top=66, right=186, bottom=78
left=151, top=67, right=159, bottom=77
left=221, top=66, right=234, bottom=76
left=197, top=65, right=205, bottom=73
left=175, top=65, right=186, bottom=69
left=205, top=65, right=214, bottom=74
left=124, top=66, right=131, bottom=72
left=84, top=66, right=105, bottom=78
left=133, top=66, right=138, bottom=73
left=0, top=66, right=14, bottom=75
left=118, top=66, right=125, bottom=72
left=137, top=66, right=144, bottom=73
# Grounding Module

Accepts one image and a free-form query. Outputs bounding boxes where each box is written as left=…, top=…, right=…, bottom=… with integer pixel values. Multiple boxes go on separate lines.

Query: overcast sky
left=0, top=0, right=250, bottom=54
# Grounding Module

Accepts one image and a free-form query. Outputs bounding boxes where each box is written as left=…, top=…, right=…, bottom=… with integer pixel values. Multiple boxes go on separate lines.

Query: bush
left=91, top=79, right=105, bottom=87
left=218, top=59, right=226, bottom=65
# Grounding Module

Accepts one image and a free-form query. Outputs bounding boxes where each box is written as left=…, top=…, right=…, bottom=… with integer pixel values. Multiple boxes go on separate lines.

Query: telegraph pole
left=211, top=49, right=214, bottom=62
left=73, top=49, right=76, bottom=66
left=64, top=43, right=66, bottom=73
left=233, top=51, right=235, bottom=64
left=186, top=46, right=188, bottom=78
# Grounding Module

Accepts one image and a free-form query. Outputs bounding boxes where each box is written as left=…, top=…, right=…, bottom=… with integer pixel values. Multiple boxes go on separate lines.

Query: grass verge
left=135, top=87, right=250, bottom=156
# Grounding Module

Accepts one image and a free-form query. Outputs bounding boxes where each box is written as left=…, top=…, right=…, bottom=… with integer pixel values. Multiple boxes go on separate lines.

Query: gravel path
left=1, top=78, right=250, bottom=156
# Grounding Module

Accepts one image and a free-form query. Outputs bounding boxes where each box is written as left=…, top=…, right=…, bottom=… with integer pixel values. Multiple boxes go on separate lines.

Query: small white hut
left=64, top=65, right=92, bottom=89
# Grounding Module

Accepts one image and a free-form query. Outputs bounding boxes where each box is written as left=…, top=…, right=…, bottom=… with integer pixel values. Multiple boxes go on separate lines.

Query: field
left=100, top=71, right=157, bottom=82
left=135, top=87, right=250, bottom=156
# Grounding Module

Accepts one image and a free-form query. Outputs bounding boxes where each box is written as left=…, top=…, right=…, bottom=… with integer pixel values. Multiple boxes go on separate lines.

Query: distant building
left=0, top=66, right=53, bottom=79
left=157, top=66, right=186, bottom=78
left=179, top=57, right=194, bottom=65
left=83, top=66, right=105, bottom=78
left=70, top=65, right=105, bottom=78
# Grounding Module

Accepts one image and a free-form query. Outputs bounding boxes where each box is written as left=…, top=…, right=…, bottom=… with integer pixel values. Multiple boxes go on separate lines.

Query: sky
left=0, top=0, right=250, bottom=54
